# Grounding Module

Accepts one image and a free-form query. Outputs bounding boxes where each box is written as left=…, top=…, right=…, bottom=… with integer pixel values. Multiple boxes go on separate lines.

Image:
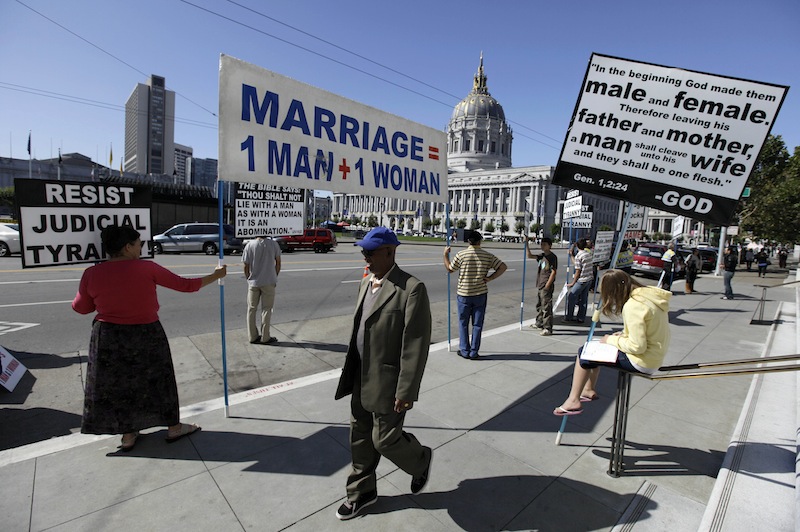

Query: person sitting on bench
left=554, top=270, right=672, bottom=416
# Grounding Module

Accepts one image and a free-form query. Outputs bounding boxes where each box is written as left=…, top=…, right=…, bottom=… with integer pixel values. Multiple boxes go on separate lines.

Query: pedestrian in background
left=660, top=242, right=676, bottom=291
left=443, top=230, right=507, bottom=358
left=334, top=227, right=432, bottom=520
left=684, top=248, right=702, bottom=294
left=72, top=225, right=226, bottom=452
left=744, top=249, right=755, bottom=271
left=755, top=249, right=769, bottom=278
left=721, top=246, right=738, bottom=300
left=242, top=235, right=282, bottom=344
left=527, top=236, right=557, bottom=336
left=779, top=247, right=788, bottom=268
left=565, top=238, right=593, bottom=323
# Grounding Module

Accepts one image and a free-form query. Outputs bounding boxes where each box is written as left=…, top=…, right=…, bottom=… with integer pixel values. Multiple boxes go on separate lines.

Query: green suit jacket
left=335, top=266, right=432, bottom=414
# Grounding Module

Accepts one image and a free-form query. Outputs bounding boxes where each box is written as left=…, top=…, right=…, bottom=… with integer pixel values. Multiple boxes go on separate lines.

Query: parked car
left=275, top=228, right=337, bottom=253
left=633, top=243, right=686, bottom=279
left=153, top=223, right=243, bottom=255
left=480, top=231, right=495, bottom=241
left=679, top=247, right=718, bottom=272
left=632, top=243, right=668, bottom=278
left=0, top=223, right=21, bottom=257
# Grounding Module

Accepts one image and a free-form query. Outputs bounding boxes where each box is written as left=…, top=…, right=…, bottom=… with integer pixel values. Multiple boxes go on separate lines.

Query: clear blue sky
left=2, top=0, right=798, bottom=171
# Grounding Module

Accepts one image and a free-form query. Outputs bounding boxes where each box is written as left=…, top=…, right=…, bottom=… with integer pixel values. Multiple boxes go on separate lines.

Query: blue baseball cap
left=355, top=227, right=402, bottom=251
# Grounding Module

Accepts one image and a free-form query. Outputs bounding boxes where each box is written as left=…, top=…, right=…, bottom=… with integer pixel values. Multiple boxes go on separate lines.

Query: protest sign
left=235, top=183, right=305, bottom=238
left=219, top=55, right=448, bottom=202
left=553, top=54, right=788, bottom=225
left=15, top=179, right=152, bottom=268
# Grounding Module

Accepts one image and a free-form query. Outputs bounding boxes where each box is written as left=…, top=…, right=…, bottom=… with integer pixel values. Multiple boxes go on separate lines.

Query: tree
left=530, top=223, right=541, bottom=235
left=599, top=224, right=613, bottom=231
left=515, top=221, right=526, bottom=236
left=469, top=219, right=480, bottom=230
left=500, top=221, right=509, bottom=234
left=456, top=218, right=467, bottom=229
left=737, top=135, right=800, bottom=243
left=484, top=222, right=495, bottom=233
left=550, top=223, right=561, bottom=238
left=367, top=215, right=378, bottom=227
left=422, top=217, right=432, bottom=229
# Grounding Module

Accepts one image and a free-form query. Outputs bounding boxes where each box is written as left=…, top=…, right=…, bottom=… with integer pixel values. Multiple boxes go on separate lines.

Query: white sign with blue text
left=219, top=55, right=448, bottom=202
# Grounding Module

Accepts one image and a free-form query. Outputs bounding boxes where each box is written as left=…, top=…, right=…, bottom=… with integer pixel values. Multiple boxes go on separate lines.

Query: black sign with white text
left=553, top=54, right=788, bottom=225
left=15, top=178, right=153, bottom=268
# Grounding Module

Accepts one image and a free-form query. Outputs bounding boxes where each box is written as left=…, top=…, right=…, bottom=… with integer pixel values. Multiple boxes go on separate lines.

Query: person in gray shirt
left=242, top=236, right=282, bottom=344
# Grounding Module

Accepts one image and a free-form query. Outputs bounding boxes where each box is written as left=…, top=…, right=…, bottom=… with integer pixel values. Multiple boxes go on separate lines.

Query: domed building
left=447, top=54, right=513, bottom=172
left=332, top=55, right=620, bottom=240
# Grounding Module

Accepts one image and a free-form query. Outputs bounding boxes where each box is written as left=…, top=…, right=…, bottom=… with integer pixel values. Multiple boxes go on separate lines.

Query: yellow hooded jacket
left=605, top=286, right=671, bottom=371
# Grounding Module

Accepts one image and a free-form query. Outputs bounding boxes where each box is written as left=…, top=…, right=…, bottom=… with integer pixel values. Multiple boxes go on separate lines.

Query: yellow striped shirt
left=451, top=246, right=504, bottom=296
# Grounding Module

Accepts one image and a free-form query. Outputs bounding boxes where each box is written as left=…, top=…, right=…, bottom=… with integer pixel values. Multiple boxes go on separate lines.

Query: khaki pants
left=247, top=284, right=276, bottom=342
left=536, top=286, right=554, bottom=331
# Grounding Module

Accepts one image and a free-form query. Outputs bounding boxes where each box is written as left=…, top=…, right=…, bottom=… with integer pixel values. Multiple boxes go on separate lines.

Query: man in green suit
left=334, top=227, right=433, bottom=520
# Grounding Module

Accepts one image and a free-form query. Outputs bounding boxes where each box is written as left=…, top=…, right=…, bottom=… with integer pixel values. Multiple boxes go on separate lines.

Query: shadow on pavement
left=369, top=475, right=650, bottom=531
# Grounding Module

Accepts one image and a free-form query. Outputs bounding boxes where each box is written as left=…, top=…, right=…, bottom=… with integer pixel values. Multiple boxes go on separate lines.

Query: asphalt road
left=0, top=241, right=573, bottom=356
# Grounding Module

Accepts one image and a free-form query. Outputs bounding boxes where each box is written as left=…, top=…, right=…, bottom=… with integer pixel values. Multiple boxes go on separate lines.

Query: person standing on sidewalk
left=72, top=225, right=226, bottom=452
left=242, top=235, right=281, bottom=344
left=660, top=243, right=676, bottom=291
left=527, top=236, right=557, bottom=336
left=721, top=245, right=739, bottom=300
left=443, top=230, right=507, bottom=358
left=334, top=227, right=433, bottom=520
left=755, top=249, right=769, bottom=278
left=565, top=238, right=593, bottom=323
left=684, top=248, right=702, bottom=294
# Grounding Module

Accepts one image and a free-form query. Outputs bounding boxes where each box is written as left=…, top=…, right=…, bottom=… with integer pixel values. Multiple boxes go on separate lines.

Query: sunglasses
left=361, top=247, right=387, bottom=258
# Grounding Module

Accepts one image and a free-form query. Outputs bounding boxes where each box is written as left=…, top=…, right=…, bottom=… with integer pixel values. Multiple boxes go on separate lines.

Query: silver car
left=153, top=223, right=243, bottom=255
left=0, top=223, right=20, bottom=257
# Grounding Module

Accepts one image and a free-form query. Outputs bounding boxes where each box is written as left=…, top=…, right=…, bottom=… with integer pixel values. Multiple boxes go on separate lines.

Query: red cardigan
left=72, top=259, right=202, bottom=324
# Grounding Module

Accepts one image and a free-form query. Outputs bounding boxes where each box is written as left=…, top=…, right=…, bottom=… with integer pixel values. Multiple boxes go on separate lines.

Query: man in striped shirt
left=443, top=231, right=507, bottom=359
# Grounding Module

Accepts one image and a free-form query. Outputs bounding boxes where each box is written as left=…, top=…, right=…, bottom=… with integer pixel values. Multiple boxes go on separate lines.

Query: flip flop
left=553, top=406, right=583, bottom=416
left=165, top=423, right=201, bottom=443
left=120, top=432, right=139, bottom=452
left=580, top=395, right=600, bottom=403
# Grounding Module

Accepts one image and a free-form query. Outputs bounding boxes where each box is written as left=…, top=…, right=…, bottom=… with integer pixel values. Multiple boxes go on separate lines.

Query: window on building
left=663, top=220, right=672, bottom=233
left=453, top=139, right=459, bottom=152
left=501, top=144, right=506, bottom=155
left=491, top=141, right=496, bottom=153
left=478, top=140, right=484, bottom=152
left=464, top=139, right=471, bottom=151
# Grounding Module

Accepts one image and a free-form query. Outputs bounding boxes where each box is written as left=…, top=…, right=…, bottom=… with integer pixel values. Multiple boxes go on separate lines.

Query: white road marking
left=0, top=300, right=73, bottom=308
left=0, top=322, right=39, bottom=335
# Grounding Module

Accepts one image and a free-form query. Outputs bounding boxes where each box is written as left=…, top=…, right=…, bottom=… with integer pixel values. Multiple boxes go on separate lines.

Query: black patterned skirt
left=81, top=320, right=180, bottom=435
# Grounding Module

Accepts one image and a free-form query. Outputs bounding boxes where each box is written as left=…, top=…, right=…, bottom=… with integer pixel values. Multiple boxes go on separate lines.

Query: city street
left=0, top=240, right=566, bottom=354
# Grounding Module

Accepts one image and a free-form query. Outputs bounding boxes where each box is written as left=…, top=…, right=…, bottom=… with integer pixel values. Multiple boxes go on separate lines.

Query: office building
left=124, top=75, right=175, bottom=176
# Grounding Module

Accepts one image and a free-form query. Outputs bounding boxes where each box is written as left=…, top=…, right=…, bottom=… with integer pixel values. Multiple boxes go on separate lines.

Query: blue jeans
left=723, top=270, right=735, bottom=298
left=457, top=294, right=487, bottom=356
left=566, top=281, right=591, bottom=321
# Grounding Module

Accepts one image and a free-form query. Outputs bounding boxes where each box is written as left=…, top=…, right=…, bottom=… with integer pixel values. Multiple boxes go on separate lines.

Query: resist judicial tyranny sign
left=218, top=55, right=448, bottom=202
left=15, top=178, right=152, bottom=268
left=553, top=54, right=788, bottom=226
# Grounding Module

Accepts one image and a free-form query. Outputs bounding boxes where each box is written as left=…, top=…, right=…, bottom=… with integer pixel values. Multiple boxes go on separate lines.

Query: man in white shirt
left=566, top=238, right=593, bottom=323
left=242, top=236, right=282, bottom=344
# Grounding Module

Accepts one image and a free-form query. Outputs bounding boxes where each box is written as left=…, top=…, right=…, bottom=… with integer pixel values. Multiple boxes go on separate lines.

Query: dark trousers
left=346, top=378, right=428, bottom=502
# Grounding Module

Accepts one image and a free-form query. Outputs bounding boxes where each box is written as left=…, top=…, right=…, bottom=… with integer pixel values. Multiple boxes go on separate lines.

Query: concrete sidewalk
left=1, top=272, right=797, bottom=531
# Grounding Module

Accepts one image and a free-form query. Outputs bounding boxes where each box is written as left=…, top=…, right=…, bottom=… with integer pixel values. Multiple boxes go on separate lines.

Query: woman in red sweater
left=72, top=225, right=226, bottom=452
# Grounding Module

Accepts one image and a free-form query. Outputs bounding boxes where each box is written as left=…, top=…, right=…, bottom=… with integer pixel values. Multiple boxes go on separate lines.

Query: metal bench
left=606, top=353, right=800, bottom=477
